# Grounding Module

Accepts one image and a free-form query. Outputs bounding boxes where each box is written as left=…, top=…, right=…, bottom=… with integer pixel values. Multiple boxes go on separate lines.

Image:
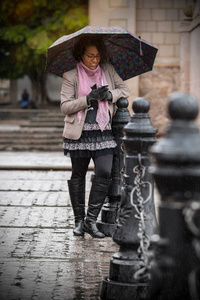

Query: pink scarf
left=77, top=61, right=109, bottom=132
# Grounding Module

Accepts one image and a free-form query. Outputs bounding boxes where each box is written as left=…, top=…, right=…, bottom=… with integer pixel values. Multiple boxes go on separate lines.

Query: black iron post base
left=100, top=277, right=148, bottom=300
left=97, top=201, right=118, bottom=236
left=97, top=222, right=116, bottom=237
left=100, top=248, right=149, bottom=300
left=148, top=202, right=200, bottom=300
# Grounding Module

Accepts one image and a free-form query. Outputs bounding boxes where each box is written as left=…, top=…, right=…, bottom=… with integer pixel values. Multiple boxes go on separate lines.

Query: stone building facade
left=89, top=0, right=191, bottom=135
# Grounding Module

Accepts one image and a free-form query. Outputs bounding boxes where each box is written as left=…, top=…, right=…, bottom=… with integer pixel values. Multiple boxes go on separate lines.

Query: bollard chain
left=183, top=202, right=200, bottom=260
left=183, top=203, right=200, bottom=300
left=120, top=143, right=126, bottom=177
left=183, top=202, right=200, bottom=238
left=130, top=154, right=152, bottom=281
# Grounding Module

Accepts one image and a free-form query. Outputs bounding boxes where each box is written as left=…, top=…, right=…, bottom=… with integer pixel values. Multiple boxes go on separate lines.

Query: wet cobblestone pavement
left=0, top=169, right=118, bottom=300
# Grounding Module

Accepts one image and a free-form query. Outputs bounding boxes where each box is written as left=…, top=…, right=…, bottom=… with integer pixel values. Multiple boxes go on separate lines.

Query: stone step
left=0, top=133, right=62, bottom=139
left=0, top=129, right=62, bottom=138
left=33, top=111, right=62, bottom=115
left=21, top=122, right=64, bottom=128
left=38, top=111, right=62, bottom=116
left=0, top=127, right=62, bottom=134
left=1, top=127, right=62, bottom=132
left=0, top=138, right=62, bottom=145
left=0, top=144, right=62, bottom=151
left=0, top=109, right=65, bottom=151
left=30, top=116, right=64, bottom=124
left=0, top=128, right=63, bottom=151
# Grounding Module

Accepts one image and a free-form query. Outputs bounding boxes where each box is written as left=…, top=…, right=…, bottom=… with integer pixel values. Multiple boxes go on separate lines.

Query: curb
left=0, top=165, right=94, bottom=171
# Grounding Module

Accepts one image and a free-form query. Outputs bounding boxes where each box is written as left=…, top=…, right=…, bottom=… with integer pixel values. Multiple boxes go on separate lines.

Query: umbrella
left=46, top=26, right=158, bottom=81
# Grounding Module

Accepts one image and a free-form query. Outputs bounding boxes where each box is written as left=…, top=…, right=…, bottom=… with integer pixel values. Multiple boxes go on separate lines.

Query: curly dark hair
left=72, top=35, right=108, bottom=64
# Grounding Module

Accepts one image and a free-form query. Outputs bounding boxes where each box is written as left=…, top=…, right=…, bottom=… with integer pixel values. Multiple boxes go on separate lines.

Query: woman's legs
left=71, top=157, right=91, bottom=179
left=83, top=154, right=113, bottom=238
left=93, top=154, right=113, bottom=179
left=68, top=154, right=114, bottom=238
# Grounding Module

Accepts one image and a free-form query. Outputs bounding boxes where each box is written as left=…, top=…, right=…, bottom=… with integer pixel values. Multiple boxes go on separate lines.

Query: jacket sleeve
left=107, top=64, right=130, bottom=103
left=60, top=70, right=88, bottom=116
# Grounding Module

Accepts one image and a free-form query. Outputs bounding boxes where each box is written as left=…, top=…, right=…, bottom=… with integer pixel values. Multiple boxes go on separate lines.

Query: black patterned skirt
left=62, top=122, right=117, bottom=158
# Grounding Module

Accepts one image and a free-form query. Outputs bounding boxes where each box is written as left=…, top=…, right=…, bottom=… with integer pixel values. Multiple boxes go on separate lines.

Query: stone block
left=179, top=8, right=186, bottom=20
left=136, top=0, right=144, bottom=8
left=173, top=21, right=181, bottom=32
left=159, top=45, right=174, bottom=57
left=152, top=32, right=165, bottom=44
left=137, top=21, right=146, bottom=31
left=143, top=0, right=159, bottom=8
left=137, top=8, right=151, bottom=20
left=109, top=0, right=129, bottom=7
left=173, top=0, right=187, bottom=9
left=158, top=21, right=172, bottom=32
left=166, top=32, right=180, bottom=44
left=166, top=9, right=179, bottom=20
left=146, top=21, right=157, bottom=32
left=175, top=45, right=180, bottom=57
left=152, top=9, right=166, bottom=21
left=109, top=19, right=127, bottom=28
left=160, top=0, right=174, bottom=8
left=138, top=32, right=152, bottom=43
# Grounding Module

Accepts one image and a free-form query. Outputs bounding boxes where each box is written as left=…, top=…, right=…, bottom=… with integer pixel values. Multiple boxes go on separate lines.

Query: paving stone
left=0, top=152, right=94, bottom=170
left=0, top=168, right=118, bottom=300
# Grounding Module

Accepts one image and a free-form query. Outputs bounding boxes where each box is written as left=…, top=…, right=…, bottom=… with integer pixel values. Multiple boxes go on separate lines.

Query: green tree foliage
left=0, top=0, right=88, bottom=103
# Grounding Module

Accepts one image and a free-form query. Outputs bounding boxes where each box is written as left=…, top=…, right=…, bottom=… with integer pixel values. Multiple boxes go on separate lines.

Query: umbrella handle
left=139, top=36, right=143, bottom=56
left=101, top=69, right=104, bottom=86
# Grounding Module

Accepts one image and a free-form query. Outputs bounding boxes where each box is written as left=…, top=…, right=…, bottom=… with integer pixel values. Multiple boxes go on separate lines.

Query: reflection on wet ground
left=0, top=170, right=118, bottom=300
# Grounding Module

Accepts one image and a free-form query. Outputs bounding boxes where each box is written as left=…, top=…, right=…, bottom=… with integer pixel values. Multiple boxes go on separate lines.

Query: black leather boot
left=83, top=176, right=110, bottom=238
left=68, top=178, right=85, bottom=236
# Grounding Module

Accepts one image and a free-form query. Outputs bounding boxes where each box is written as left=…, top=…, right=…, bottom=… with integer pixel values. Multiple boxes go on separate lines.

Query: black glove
left=86, top=97, right=98, bottom=108
left=87, top=86, right=109, bottom=105
left=100, top=90, right=113, bottom=102
left=87, top=98, right=98, bottom=109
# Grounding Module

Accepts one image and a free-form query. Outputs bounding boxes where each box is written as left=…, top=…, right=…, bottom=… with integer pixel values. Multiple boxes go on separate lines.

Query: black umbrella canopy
left=46, top=26, right=158, bottom=81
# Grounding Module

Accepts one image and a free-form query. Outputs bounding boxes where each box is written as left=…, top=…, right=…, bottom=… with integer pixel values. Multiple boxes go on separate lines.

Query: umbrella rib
left=108, top=40, right=151, bottom=70
left=108, top=40, right=138, bottom=53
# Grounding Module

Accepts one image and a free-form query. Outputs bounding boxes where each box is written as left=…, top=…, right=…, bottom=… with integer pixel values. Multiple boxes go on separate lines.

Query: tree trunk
left=10, top=80, right=18, bottom=106
left=39, top=72, right=47, bottom=105
left=29, top=72, right=47, bottom=107
left=31, top=77, right=39, bottom=104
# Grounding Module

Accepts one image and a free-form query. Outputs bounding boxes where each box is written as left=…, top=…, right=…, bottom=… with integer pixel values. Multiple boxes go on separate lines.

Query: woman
left=61, top=36, right=130, bottom=238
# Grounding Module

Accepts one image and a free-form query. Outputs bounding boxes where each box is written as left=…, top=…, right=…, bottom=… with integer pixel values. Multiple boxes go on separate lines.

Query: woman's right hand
left=87, top=86, right=108, bottom=105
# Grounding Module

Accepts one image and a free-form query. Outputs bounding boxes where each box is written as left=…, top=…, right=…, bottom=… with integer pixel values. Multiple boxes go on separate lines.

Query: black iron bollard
left=148, top=92, right=200, bottom=300
left=97, top=97, right=130, bottom=236
left=100, top=97, right=158, bottom=300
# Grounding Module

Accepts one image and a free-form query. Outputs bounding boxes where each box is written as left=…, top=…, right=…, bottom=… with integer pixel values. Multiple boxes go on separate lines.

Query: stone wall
left=139, top=66, right=180, bottom=136
left=136, top=0, right=186, bottom=66
left=136, top=0, right=187, bottom=135
left=180, top=0, right=200, bottom=127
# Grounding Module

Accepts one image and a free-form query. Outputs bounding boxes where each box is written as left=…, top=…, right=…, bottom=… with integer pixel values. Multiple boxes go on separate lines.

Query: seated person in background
left=19, top=89, right=30, bottom=108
